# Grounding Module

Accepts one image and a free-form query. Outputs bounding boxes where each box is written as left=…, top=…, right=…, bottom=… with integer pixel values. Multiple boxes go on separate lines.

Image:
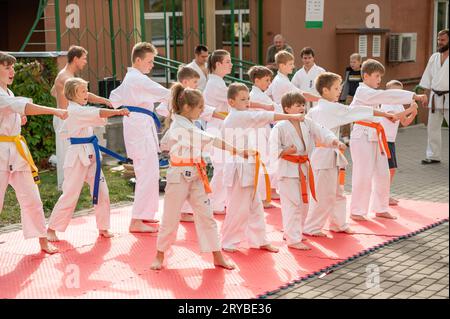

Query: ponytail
left=207, top=49, right=230, bottom=74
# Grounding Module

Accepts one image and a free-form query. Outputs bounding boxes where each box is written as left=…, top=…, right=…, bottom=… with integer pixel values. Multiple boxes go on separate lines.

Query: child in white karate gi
left=349, top=60, right=427, bottom=221
left=110, top=42, right=171, bottom=233
left=151, top=84, right=252, bottom=270
left=270, top=92, right=341, bottom=250
left=0, top=52, right=67, bottom=253
left=47, top=78, right=130, bottom=241
left=303, top=72, right=400, bottom=237
left=380, top=80, right=418, bottom=206
left=221, top=83, right=307, bottom=253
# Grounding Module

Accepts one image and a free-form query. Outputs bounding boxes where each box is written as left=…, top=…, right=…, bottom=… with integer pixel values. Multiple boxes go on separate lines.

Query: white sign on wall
left=305, top=0, right=325, bottom=29
left=365, top=4, right=380, bottom=28
left=66, top=4, right=80, bottom=29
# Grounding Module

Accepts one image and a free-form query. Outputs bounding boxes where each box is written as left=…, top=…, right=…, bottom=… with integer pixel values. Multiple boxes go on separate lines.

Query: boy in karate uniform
left=248, top=66, right=282, bottom=207
left=380, top=80, right=418, bottom=206
left=47, top=78, right=130, bottom=241
left=267, top=50, right=319, bottom=106
left=303, top=72, right=399, bottom=237
left=151, top=84, right=251, bottom=270
left=156, top=66, right=226, bottom=222
left=221, top=83, right=306, bottom=253
left=349, top=60, right=427, bottom=221
left=110, top=42, right=171, bottom=233
left=270, top=92, right=341, bottom=249
left=0, top=52, right=67, bottom=253
left=291, top=47, right=326, bottom=111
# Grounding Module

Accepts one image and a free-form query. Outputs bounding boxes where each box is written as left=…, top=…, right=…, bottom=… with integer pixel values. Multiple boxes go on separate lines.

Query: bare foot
left=150, top=251, right=165, bottom=270
left=222, top=247, right=238, bottom=253
left=99, top=229, right=114, bottom=238
left=143, top=219, right=159, bottom=224
left=180, top=213, right=195, bottom=223
left=213, top=210, right=226, bottom=215
left=308, top=231, right=327, bottom=237
left=263, top=201, right=276, bottom=209
left=389, top=198, right=399, bottom=206
left=351, top=214, right=369, bottom=221
left=39, top=238, right=58, bottom=254
left=213, top=251, right=235, bottom=270
left=129, top=219, right=158, bottom=233
left=342, top=227, right=355, bottom=234
left=376, top=212, right=398, bottom=220
left=260, top=244, right=279, bottom=253
left=288, top=242, right=311, bottom=250
left=302, top=238, right=309, bottom=242
left=47, top=229, right=60, bottom=242
left=270, top=190, right=280, bottom=200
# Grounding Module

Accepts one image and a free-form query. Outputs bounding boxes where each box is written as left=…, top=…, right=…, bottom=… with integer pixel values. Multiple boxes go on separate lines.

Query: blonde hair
left=361, top=59, right=385, bottom=76
left=386, top=80, right=403, bottom=89
left=227, top=83, right=249, bottom=100
left=0, top=52, right=16, bottom=66
left=275, top=50, right=294, bottom=66
left=64, top=77, right=88, bottom=101
left=132, top=42, right=157, bottom=63
left=350, top=53, right=362, bottom=62
left=315, top=72, right=342, bottom=96
left=165, top=83, right=204, bottom=129
left=281, top=92, right=306, bottom=113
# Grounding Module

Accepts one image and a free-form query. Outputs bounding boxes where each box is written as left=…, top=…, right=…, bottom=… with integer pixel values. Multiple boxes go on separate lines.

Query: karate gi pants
left=426, top=108, right=449, bottom=161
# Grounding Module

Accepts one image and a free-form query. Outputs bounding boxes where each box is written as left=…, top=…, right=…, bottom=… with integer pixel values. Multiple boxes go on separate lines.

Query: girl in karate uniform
left=270, top=92, right=341, bottom=250
left=151, top=83, right=251, bottom=270
left=47, top=78, right=130, bottom=241
left=0, top=52, right=67, bottom=253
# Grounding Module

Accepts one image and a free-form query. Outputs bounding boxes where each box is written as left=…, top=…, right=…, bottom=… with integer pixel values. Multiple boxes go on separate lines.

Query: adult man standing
left=420, top=29, right=449, bottom=165
left=266, top=34, right=294, bottom=71
left=186, top=45, right=209, bottom=91
left=51, top=46, right=112, bottom=190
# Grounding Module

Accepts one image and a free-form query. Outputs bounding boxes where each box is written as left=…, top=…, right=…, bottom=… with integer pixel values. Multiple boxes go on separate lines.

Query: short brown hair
left=227, top=83, right=249, bottom=100
left=386, top=80, right=403, bottom=89
left=132, top=42, right=157, bottom=63
left=361, top=59, right=385, bottom=76
left=67, top=46, right=88, bottom=63
left=207, top=50, right=230, bottom=73
left=300, top=47, right=315, bottom=57
left=275, top=50, right=294, bottom=66
left=64, top=77, right=88, bottom=101
left=177, top=66, right=200, bottom=82
left=0, top=52, right=16, bottom=66
left=281, top=92, right=306, bottom=113
left=315, top=72, right=342, bottom=96
left=438, top=29, right=449, bottom=37
left=248, top=66, right=273, bottom=83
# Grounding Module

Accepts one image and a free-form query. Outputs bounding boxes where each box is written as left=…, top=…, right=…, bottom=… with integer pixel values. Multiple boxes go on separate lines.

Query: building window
left=433, top=0, right=449, bottom=51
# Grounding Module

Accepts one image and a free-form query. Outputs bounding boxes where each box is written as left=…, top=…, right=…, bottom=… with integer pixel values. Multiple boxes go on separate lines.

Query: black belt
left=431, top=90, right=449, bottom=113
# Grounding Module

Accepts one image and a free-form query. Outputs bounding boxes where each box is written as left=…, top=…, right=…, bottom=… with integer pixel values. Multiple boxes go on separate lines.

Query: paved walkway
left=272, top=125, right=449, bottom=299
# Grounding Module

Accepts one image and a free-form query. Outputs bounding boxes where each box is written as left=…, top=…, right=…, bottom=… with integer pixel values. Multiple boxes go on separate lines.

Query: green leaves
left=11, top=58, right=58, bottom=168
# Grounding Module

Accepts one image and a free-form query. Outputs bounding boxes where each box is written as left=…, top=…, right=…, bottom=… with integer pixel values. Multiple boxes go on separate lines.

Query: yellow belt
left=0, top=135, right=40, bottom=184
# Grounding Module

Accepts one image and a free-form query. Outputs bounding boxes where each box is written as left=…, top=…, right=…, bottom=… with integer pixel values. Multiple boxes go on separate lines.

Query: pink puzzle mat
left=0, top=198, right=448, bottom=299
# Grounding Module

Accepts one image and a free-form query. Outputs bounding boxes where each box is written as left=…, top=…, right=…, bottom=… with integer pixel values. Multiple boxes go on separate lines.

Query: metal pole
left=230, top=0, right=235, bottom=76
left=198, top=0, right=204, bottom=44
left=238, top=11, right=243, bottom=79
left=163, top=0, right=169, bottom=84
left=139, top=0, right=146, bottom=41
left=108, top=0, right=117, bottom=80
left=257, top=0, right=263, bottom=65
left=54, top=0, right=61, bottom=51
left=172, top=0, right=177, bottom=61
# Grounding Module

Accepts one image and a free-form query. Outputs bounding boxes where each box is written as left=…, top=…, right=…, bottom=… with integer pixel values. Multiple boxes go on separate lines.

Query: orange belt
left=169, top=157, right=212, bottom=194
left=253, top=151, right=271, bottom=202
left=355, top=121, right=391, bottom=159
left=281, top=154, right=316, bottom=204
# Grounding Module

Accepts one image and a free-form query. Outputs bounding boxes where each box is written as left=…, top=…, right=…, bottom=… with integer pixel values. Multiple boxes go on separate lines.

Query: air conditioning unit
left=389, top=33, right=417, bottom=62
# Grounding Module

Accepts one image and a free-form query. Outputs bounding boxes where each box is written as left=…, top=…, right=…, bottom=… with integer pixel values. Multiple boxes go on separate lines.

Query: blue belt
left=70, top=135, right=132, bottom=205
left=122, top=106, right=162, bottom=130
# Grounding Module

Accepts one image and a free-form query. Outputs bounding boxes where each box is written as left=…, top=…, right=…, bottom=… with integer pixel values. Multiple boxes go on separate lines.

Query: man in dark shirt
left=266, top=34, right=294, bottom=72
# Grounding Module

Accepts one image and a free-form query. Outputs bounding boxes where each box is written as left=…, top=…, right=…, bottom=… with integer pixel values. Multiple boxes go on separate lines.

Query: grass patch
left=0, top=167, right=134, bottom=227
